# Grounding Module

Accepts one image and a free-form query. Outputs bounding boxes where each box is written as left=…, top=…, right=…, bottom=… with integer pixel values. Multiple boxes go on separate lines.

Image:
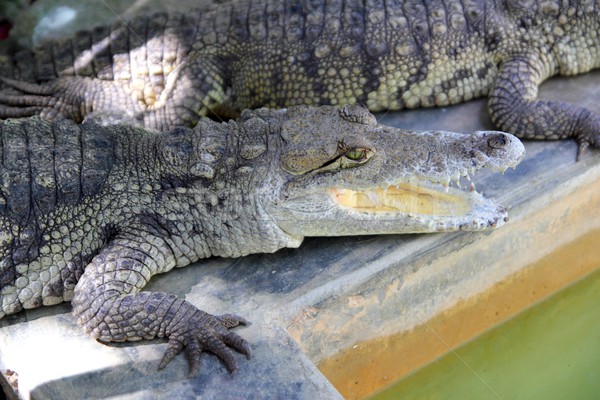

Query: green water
left=370, top=268, right=600, bottom=400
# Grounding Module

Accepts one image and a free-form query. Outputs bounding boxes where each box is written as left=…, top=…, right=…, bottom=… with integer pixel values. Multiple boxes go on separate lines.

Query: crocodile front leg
left=71, top=228, right=251, bottom=376
left=488, top=52, right=600, bottom=159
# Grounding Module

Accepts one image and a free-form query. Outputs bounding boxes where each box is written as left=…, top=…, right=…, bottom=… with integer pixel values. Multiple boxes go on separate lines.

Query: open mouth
left=331, top=182, right=475, bottom=216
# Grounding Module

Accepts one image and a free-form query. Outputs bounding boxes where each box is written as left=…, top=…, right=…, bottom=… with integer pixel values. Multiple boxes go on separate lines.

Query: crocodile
left=0, top=0, right=598, bottom=157
left=0, top=105, right=524, bottom=375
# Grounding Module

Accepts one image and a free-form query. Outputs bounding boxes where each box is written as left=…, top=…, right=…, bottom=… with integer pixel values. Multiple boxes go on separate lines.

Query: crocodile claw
left=574, top=112, right=600, bottom=161
left=159, top=312, right=251, bottom=377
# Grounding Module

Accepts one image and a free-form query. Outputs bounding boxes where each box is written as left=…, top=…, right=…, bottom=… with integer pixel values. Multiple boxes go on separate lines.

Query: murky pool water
left=370, top=263, right=600, bottom=400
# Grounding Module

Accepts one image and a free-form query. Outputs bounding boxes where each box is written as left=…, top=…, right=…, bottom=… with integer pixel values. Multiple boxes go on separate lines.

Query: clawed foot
left=159, top=312, right=252, bottom=377
left=0, top=76, right=84, bottom=121
left=0, top=77, right=58, bottom=117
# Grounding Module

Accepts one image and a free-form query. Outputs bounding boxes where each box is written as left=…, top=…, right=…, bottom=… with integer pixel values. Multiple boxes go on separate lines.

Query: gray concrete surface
left=0, top=2, right=599, bottom=399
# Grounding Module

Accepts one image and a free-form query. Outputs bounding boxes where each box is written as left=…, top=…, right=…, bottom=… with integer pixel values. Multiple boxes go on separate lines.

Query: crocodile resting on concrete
left=0, top=0, right=598, bottom=157
left=0, top=105, right=524, bottom=375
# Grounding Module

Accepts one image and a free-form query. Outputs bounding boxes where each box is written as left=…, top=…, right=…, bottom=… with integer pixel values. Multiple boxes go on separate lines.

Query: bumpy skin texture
left=0, top=0, right=598, bottom=155
left=0, top=106, right=524, bottom=375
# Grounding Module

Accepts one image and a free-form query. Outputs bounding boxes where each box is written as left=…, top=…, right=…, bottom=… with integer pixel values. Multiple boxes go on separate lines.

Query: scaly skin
left=0, top=105, right=524, bottom=375
left=0, top=0, right=598, bottom=156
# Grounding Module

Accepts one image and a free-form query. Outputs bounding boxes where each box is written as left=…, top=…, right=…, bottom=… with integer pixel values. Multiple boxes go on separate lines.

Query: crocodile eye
left=345, top=148, right=368, bottom=161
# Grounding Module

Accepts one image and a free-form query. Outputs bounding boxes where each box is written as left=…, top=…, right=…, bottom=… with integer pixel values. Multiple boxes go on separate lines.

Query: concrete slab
left=0, top=2, right=599, bottom=399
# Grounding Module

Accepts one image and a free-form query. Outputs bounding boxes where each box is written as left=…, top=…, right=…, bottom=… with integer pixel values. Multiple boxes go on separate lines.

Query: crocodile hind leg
left=0, top=76, right=126, bottom=123
left=488, top=52, right=600, bottom=160
left=71, top=227, right=251, bottom=376
left=0, top=52, right=229, bottom=130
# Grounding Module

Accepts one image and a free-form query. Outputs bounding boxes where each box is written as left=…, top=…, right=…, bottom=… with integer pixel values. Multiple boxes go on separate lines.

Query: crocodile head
left=252, top=105, right=525, bottom=238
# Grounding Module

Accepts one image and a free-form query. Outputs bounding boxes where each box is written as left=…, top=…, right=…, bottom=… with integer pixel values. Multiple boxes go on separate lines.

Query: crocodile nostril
left=339, top=105, right=377, bottom=126
left=488, top=133, right=509, bottom=149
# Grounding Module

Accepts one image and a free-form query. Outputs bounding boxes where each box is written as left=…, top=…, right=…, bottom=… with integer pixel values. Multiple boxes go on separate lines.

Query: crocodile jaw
left=272, top=177, right=508, bottom=237
left=331, top=183, right=473, bottom=216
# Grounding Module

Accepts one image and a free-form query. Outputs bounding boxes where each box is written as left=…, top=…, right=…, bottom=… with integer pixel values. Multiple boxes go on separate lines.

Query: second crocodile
left=0, top=0, right=598, bottom=157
